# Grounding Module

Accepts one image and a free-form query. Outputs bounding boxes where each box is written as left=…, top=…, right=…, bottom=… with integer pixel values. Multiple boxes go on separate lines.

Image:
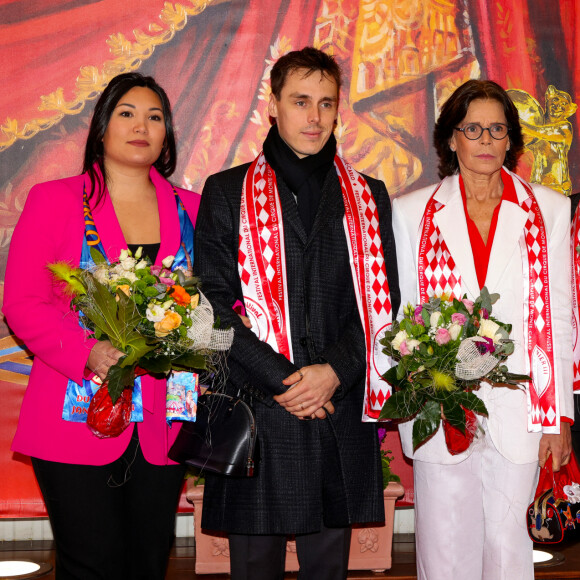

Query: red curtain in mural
left=0, top=0, right=177, bottom=140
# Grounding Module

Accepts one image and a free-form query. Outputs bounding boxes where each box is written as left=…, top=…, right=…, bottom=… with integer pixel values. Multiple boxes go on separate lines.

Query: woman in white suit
left=392, top=80, right=573, bottom=580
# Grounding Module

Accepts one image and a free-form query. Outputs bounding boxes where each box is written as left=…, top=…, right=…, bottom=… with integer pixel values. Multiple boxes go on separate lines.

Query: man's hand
left=274, top=363, right=340, bottom=419
left=538, top=422, right=572, bottom=471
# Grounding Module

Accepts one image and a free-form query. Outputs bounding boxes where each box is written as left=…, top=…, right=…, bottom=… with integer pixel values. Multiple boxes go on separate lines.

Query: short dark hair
left=83, top=72, right=177, bottom=204
left=433, top=79, right=524, bottom=178
left=270, top=47, right=341, bottom=100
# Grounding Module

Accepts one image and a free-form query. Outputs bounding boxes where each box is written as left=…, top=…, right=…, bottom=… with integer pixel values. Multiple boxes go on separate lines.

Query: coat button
left=299, top=337, right=308, bottom=347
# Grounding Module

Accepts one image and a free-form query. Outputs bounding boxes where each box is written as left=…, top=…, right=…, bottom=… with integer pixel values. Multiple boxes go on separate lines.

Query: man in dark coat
left=194, top=47, right=400, bottom=580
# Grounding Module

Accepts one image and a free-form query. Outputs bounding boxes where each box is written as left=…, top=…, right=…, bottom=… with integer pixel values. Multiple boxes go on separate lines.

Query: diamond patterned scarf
left=238, top=152, right=392, bottom=421
left=418, top=170, right=558, bottom=432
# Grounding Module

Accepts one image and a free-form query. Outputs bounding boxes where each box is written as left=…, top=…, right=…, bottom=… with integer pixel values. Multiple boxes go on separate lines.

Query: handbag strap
left=536, top=461, right=556, bottom=498
left=533, top=489, right=554, bottom=521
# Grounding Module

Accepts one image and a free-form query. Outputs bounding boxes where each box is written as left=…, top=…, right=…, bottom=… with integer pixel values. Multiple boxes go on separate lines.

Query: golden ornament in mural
left=508, top=85, right=577, bottom=196
left=347, top=0, right=478, bottom=193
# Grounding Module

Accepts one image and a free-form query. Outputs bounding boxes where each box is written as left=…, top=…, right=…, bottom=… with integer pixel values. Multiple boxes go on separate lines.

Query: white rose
left=135, top=259, right=148, bottom=270
left=93, top=266, right=109, bottom=284
left=119, top=256, right=137, bottom=271
left=146, top=304, right=167, bottom=322
left=406, top=339, right=421, bottom=352
left=478, top=319, right=501, bottom=343
left=123, top=271, right=138, bottom=283
left=391, top=330, right=408, bottom=352
left=448, top=323, right=462, bottom=341
left=162, top=255, right=175, bottom=268
left=119, top=249, right=129, bottom=261
left=430, top=311, right=443, bottom=327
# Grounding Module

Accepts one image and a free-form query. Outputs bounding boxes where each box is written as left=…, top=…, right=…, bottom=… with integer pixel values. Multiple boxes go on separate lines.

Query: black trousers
left=32, top=428, right=185, bottom=580
left=228, top=525, right=352, bottom=580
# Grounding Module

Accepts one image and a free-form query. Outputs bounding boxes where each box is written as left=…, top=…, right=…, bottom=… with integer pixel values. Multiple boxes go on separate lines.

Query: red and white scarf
left=418, top=170, right=559, bottom=433
left=571, top=204, right=580, bottom=391
left=238, top=152, right=392, bottom=421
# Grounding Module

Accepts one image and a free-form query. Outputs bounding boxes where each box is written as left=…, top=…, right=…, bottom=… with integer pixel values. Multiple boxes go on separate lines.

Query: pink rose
left=414, top=306, right=425, bottom=325
left=451, top=312, right=467, bottom=325
left=150, top=265, right=162, bottom=276
left=462, top=299, right=474, bottom=314
left=160, top=277, right=174, bottom=287
left=435, top=328, right=451, bottom=345
left=399, top=341, right=411, bottom=356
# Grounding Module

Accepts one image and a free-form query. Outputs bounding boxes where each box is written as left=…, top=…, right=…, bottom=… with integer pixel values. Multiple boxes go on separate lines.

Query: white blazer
left=392, top=170, right=573, bottom=465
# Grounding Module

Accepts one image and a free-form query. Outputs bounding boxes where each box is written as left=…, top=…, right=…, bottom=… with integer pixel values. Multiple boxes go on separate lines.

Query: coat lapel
left=432, top=176, right=480, bottom=300
left=432, top=171, right=530, bottom=299
left=309, top=169, right=344, bottom=243
left=151, top=169, right=182, bottom=266
left=485, top=173, right=529, bottom=292
left=277, top=177, right=308, bottom=245
left=88, top=168, right=182, bottom=265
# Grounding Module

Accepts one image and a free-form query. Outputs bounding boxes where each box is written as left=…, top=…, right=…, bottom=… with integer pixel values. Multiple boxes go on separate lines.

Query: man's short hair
left=270, top=47, right=342, bottom=100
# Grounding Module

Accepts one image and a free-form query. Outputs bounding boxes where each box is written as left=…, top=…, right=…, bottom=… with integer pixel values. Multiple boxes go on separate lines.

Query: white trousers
left=413, top=427, right=538, bottom=580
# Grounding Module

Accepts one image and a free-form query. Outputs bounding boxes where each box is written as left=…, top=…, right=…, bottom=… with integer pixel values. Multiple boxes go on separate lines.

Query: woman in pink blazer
left=3, top=73, right=200, bottom=580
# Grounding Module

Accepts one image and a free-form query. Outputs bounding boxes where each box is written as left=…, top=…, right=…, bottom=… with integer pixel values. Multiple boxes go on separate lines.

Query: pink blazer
left=3, top=168, right=200, bottom=465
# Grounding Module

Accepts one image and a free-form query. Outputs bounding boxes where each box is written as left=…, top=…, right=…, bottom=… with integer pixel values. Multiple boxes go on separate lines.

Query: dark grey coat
left=194, top=162, right=400, bottom=535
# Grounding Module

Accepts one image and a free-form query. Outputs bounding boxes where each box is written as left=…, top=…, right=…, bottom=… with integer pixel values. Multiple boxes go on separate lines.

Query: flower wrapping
left=379, top=287, right=530, bottom=453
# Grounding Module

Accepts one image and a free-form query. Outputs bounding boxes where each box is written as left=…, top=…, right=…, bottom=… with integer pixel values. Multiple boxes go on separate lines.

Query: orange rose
left=169, top=285, right=191, bottom=307
left=154, top=311, right=182, bottom=337
left=115, top=284, right=131, bottom=301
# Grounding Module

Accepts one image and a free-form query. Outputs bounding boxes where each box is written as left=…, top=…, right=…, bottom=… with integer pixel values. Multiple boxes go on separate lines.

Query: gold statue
left=508, top=85, right=577, bottom=196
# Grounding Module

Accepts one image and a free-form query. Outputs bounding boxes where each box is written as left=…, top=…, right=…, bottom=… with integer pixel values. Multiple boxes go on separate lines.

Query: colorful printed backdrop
left=1, top=0, right=579, bottom=515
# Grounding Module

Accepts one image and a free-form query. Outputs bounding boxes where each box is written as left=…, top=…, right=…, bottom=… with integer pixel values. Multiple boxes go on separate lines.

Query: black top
left=127, top=243, right=160, bottom=263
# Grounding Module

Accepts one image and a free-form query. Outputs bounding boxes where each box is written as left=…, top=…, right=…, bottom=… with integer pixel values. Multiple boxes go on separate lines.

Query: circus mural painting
left=0, top=0, right=579, bottom=512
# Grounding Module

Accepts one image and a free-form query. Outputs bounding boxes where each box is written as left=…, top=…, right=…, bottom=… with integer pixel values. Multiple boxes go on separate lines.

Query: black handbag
left=168, top=392, right=258, bottom=477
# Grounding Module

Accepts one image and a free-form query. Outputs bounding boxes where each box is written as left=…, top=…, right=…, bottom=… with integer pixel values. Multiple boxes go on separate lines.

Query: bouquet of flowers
left=379, top=287, right=530, bottom=454
left=50, top=247, right=233, bottom=406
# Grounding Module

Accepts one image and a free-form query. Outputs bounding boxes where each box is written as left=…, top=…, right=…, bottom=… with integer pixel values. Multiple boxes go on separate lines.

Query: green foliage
left=412, top=399, right=442, bottom=450
left=381, top=449, right=400, bottom=488
left=90, top=247, right=107, bottom=265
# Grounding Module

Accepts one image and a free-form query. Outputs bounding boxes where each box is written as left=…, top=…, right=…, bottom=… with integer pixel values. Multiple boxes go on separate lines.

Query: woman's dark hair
left=433, top=79, right=524, bottom=179
left=83, top=72, right=177, bottom=203
left=270, top=47, right=342, bottom=100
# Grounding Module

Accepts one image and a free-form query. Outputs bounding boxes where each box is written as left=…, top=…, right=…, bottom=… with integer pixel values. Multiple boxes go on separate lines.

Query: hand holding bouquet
left=379, top=287, right=530, bottom=453
left=50, top=246, right=233, bottom=406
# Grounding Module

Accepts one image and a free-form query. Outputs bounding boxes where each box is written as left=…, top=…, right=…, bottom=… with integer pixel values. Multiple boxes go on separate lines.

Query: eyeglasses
left=454, top=123, right=510, bottom=140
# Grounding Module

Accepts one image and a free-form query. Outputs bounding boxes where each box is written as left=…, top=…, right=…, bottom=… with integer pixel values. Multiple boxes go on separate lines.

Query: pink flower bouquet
left=380, top=287, right=530, bottom=453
